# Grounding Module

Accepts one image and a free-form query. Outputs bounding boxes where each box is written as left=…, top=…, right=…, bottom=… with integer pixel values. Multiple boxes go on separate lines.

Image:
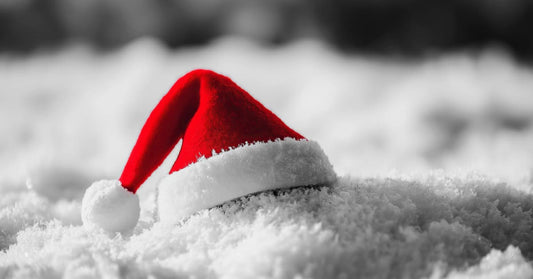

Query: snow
left=2, top=175, right=533, bottom=278
left=81, top=180, right=140, bottom=234
left=158, top=138, right=336, bottom=224
left=1, top=37, right=533, bottom=278
left=442, top=246, right=533, bottom=279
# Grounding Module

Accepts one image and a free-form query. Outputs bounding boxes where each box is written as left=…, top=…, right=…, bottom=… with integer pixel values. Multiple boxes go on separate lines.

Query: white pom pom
left=81, top=179, right=140, bottom=234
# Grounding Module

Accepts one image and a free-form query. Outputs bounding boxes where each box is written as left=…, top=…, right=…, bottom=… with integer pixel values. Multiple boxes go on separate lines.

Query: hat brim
left=158, top=138, right=337, bottom=224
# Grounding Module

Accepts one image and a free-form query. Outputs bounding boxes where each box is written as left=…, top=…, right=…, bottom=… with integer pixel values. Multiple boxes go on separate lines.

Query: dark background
left=1, top=0, right=532, bottom=59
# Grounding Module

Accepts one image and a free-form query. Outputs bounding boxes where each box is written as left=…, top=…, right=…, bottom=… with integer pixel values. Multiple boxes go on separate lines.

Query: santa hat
left=81, top=69, right=336, bottom=233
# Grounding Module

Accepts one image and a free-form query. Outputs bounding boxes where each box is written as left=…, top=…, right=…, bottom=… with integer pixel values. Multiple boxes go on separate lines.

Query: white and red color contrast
left=81, top=69, right=336, bottom=233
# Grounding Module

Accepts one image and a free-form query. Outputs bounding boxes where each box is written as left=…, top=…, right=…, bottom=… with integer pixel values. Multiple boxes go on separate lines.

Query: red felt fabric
left=119, top=69, right=304, bottom=193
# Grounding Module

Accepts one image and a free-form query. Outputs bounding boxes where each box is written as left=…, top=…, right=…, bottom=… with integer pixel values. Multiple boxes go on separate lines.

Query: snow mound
left=2, top=175, right=533, bottom=278
left=81, top=180, right=140, bottom=234
left=443, top=246, right=533, bottom=279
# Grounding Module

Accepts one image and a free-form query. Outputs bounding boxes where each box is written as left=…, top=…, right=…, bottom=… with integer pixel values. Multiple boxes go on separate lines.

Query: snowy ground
left=1, top=37, right=533, bottom=278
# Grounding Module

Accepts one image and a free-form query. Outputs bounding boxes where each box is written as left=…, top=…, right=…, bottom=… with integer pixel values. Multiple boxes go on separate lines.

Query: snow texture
left=158, top=138, right=336, bottom=224
left=2, top=176, right=533, bottom=278
left=81, top=180, right=140, bottom=234
left=1, top=37, right=533, bottom=278
left=443, top=246, right=533, bottom=279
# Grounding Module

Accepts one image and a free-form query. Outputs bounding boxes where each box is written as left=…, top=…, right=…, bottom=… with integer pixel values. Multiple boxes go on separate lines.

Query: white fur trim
left=158, top=138, right=336, bottom=224
left=81, top=179, right=140, bottom=234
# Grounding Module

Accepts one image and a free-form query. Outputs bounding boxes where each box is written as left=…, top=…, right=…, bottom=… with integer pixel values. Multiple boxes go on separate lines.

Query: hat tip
left=81, top=179, right=140, bottom=234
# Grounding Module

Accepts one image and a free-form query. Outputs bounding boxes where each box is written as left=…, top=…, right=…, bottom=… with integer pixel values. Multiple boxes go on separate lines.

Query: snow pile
left=443, top=246, right=533, bottom=279
left=1, top=175, right=533, bottom=278
left=1, top=37, right=533, bottom=277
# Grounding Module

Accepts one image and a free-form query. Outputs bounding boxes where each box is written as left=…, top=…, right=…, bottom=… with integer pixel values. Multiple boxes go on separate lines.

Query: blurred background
left=1, top=0, right=533, bottom=198
left=1, top=0, right=533, bottom=59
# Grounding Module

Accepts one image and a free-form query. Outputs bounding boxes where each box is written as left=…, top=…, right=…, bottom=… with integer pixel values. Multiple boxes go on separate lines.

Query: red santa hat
left=81, top=69, right=336, bottom=233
